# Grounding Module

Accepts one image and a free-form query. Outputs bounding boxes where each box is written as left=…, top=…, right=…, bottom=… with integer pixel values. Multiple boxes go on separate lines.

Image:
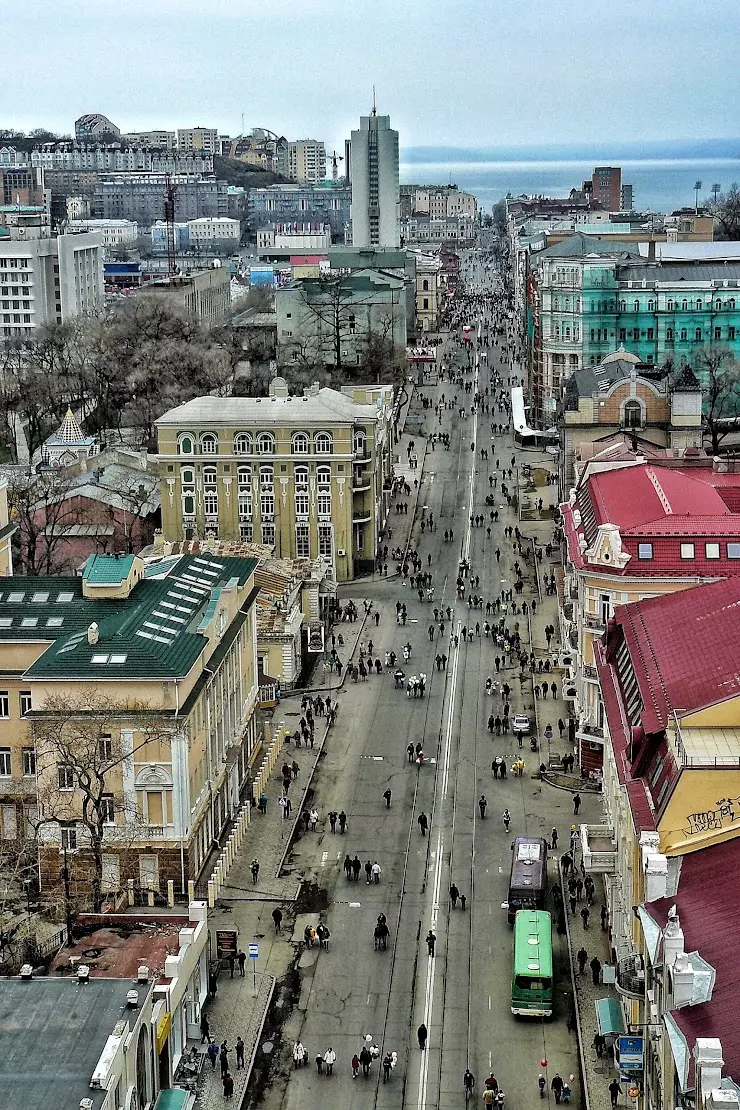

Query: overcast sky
left=7, top=0, right=739, bottom=152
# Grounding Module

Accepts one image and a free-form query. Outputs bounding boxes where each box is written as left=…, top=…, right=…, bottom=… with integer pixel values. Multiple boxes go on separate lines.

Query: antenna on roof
left=371, top=86, right=377, bottom=116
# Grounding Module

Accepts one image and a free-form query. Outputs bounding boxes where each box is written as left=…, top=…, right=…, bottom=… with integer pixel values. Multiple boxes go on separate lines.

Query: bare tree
left=8, top=470, right=82, bottom=576
left=694, top=347, right=740, bottom=453
left=32, top=691, right=173, bottom=914
left=707, top=183, right=740, bottom=241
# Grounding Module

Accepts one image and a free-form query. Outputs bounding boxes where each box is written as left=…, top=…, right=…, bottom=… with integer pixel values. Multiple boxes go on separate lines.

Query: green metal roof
left=0, top=554, right=257, bottom=681
left=82, top=553, right=137, bottom=586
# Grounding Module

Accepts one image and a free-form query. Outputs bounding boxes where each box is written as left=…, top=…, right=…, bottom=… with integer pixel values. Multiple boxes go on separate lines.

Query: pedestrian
left=236, top=1036, right=245, bottom=1069
left=460, top=893, right=467, bottom=910
left=237, top=949, right=246, bottom=976
left=207, top=1041, right=219, bottom=1069
left=272, top=907, right=283, bottom=933
left=338, top=810, right=347, bottom=832
left=352, top=1053, right=360, bottom=1079
left=478, top=794, right=487, bottom=819
left=220, top=1043, right=229, bottom=1076
left=292, top=1041, right=304, bottom=1069
left=228, top=954, right=235, bottom=979
left=371, top=861, right=381, bottom=884
left=590, top=955, right=602, bottom=986
left=450, top=882, right=459, bottom=908
left=365, top=860, right=372, bottom=884
left=577, top=946, right=588, bottom=974
left=551, top=827, right=558, bottom=850
left=418, top=811, right=428, bottom=836
left=200, top=1013, right=210, bottom=1044
left=383, top=788, right=392, bottom=808
left=609, top=1079, right=621, bottom=1107
left=352, top=855, right=361, bottom=881
left=316, top=1053, right=324, bottom=1075
left=593, top=1033, right=606, bottom=1058
left=222, top=1072, right=234, bottom=1099
left=551, top=1073, right=564, bottom=1104
left=324, top=1047, right=336, bottom=1076
left=328, top=810, right=338, bottom=833
left=573, top=792, right=581, bottom=815
left=360, top=1045, right=372, bottom=1076
left=426, top=930, right=436, bottom=956
left=418, top=1023, right=428, bottom=1049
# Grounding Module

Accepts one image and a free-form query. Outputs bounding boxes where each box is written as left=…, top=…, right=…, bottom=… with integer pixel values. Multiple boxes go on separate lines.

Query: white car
left=512, top=714, right=531, bottom=735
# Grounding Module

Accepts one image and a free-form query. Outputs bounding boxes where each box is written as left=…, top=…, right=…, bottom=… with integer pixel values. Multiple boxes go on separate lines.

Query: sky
left=5, top=0, right=739, bottom=154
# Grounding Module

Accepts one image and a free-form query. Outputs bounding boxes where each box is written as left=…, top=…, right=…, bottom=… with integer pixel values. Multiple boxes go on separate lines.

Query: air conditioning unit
left=77, top=964, right=90, bottom=983
left=126, top=989, right=140, bottom=1007
left=137, top=965, right=149, bottom=983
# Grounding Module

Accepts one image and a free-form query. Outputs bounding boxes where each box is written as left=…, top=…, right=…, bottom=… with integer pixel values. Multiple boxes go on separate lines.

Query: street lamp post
left=694, top=180, right=703, bottom=215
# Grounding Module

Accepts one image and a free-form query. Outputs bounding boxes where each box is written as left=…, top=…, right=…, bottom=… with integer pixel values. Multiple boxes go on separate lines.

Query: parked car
left=512, top=714, right=531, bottom=735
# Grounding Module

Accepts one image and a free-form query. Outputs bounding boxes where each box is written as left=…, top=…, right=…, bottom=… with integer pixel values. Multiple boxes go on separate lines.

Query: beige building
left=411, top=251, right=442, bottom=332
left=177, top=127, right=219, bottom=154
left=135, top=267, right=231, bottom=326
left=0, top=550, right=260, bottom=908
left=155, top=377, right=396, bottom=581
left=287, top=139, right=326, bottom=184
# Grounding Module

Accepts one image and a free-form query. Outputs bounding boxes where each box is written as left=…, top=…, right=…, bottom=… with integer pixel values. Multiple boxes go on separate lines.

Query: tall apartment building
left=177, top=127, right=219, bottom=155
left=0, top=219, right=104, bottom=338
left=287, top=140, right=326, bottom=184
left=584, top=166, right=622, bottom=211
left=0, top=164, right=44, bottom=207
left=347, top=109, right=400, bottom=249
left=74, top=113, right=120, bottom=140
left=94, top=174, right=229, bottom=227
left=155, top=378, right=396, bottom=581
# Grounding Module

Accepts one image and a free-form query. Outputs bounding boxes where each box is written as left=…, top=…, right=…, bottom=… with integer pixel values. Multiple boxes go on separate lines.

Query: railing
left=615, top=954, right=646, bottom=999
left=352, top=474, right=371, bottom=490
left=583, top=664, right=597, bottom=678
left=580, top=824, right=617, bottom=874
left=578, top=723, right=604, bottom=740
left=583, top=613, right=604, bottom=631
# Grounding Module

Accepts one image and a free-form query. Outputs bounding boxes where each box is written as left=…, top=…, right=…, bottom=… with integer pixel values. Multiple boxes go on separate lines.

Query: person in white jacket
left=324, top=1047, right=336, bottom=1076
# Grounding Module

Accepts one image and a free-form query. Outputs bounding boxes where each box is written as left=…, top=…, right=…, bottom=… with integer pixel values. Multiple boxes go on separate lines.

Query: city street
left=247, top=253, right=604, bottom=1110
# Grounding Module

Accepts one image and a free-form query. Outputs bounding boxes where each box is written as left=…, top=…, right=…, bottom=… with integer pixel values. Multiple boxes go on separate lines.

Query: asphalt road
left=260, top=255, right=597, bottom=1110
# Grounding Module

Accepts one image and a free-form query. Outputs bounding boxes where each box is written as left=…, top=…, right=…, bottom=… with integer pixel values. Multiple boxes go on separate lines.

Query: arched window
left=623, top=400, right=643, bottom=429
left=294, top=465, right=308, bottom=488
left=634, top=300, right=640, bottom=312
left=682, top=299, right=688, bottom=311
left=680, top=328, right=688, bottom=342
left=565, top=326, right=571, bottom=339
left=200, top=433, right=217, bottom=454
left=292, top=432, right=309, bottom=454
left=317, top=465, right=331, bottom=487
left=619, top=300, right=626, bottom=312
left=234, top=432, right=252, bottom=455
left=178, top=433, right=194, bottom=455
left=314, top=432, right=332, bottom=455
left=353, top=428, right=366, bottom=456
left=237, top=466, right=251, bottom=486
left=648, top=300, right=655, bottom=311
left=256, top=432, right=275, bottom=455
left=696, top=299, right=702, bottom=311
left=696, top=328, right=702, bottom=341
left=716, top=299, right=722, bottom=311
left=666, top=328, right=674, bottom=340
left=667, top=299, right=674, bottom=311
left=730, top=299, right=736, bottom=310
left=202, top=466, right=217, bottom=488
left=422, top=279, right=429, bottom=291
left=564, top=297, right=570, bottom=311
left=552, top=297, right=559, bottom=311
left=180, top=467, right=194, bottom=486
left=259, top=465, right=273, bottom=488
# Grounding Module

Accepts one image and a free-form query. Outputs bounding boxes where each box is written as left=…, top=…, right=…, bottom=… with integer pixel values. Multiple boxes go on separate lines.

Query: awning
left=596, top=996, right=626, bottom=1037
left=664, top=1013, right=689, bottom=1093
left=156, top=1090, right=191, bottom=1110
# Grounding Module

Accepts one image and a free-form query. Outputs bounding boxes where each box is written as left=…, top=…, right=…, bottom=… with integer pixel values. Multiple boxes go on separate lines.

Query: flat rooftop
left=49, top=920, right=186, bottom=980
left=0, top=977, right=144, bottom=1110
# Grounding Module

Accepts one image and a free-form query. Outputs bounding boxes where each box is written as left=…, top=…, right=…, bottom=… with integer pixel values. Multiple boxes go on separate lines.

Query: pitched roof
left=648, top=838, right=740, bottom=1089
left=155, top=386, right=383, bottom=428
left=613, top=577, right=740, bottom=731
left=0, top=553, right=257, bottom=681
left=45, top=407, right=93, bottom=447
left=535, top=232, right=642, bottom=261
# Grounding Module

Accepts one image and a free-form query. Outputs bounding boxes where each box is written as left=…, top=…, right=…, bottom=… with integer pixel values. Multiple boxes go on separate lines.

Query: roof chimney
left=671, top=951, right=695, bottom=1008
left=663, top=906, right=685, bottom=967
left=695, top=1039, right=725, bottom=1107
left=87, top=622, right=99, bottom=645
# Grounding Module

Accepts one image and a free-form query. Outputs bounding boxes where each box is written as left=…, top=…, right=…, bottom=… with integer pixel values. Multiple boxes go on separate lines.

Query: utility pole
left=694, top=180, right=703, bottom=214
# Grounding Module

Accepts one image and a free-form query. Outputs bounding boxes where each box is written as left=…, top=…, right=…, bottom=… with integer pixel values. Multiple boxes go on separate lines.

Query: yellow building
left=155, top=377, right=396, bottom=582
left=561, top=454, right=740, bottom=775
left=0, top=550, right=260, bottom=909
left=585, top=578, right=740, bottom=1109
left=410, top=251, right=442, bottom=333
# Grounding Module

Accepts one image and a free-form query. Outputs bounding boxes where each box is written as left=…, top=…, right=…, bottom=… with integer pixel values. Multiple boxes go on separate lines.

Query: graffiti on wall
left=683, top=796, right=740, bottom=837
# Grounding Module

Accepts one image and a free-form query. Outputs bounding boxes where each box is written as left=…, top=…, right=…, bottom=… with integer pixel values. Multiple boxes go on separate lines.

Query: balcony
left=353, top=474, right=371, bottom=492
left=615, top=953, right=646, bottom=1000
left=353, top=510, right=372, bottom=524
left=580, top=824, right=617, bottom=874
left=583, top=663, right=598, bottom=679
left=583, top=613, right=605, bottom=632
left=577, top=722, right=604, bottom=742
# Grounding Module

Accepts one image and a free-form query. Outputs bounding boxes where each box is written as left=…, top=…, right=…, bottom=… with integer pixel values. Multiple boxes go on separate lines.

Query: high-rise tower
left=347, top=100, right=399, bottom=249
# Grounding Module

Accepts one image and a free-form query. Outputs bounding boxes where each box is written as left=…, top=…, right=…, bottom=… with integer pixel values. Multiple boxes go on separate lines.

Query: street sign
left=617, top=1035, right=644, bottom=1073
left=248, top=943, right=259, bottom=959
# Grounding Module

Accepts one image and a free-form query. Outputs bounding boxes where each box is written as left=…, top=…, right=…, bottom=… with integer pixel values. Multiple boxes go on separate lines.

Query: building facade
left=75, top=113, right=120, bottom=140
left=122, top=129, right=177, bottom=149
left=186, top=216, right=241, bottom=246
left=0, top=164, right=44, bottom=208
left=411, top=251, right=443, bottom=333
left=287, top=139, right=326, bottom=184
left=177, top=127, right=219, bottom=154
left=67, top=218, right=139, bottom=250
left=32, top=145, right=212, bottom=175
left=256, top=223, right=332, bottom=255
left=94, top=174, right=229, bottom=227
left=155, top=378, right=396, bottom=581
left=0, top=220, right=104, bottom=338
left=133, top=267, right=231, bottom=326
left=348, top=110, right=400, bottom=249
left=247, top=182, right=351, bottom=240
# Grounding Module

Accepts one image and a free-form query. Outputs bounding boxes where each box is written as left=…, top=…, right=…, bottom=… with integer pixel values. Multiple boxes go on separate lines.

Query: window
left=705, top=543, right=720, bottom=560
left=295, top=490, right=309, bottom=517
left=58, top=765, right=74, bottom=790
left=292, top=432, right=309, bottom=454
left=696, top=299, right=702, bottom=311
left=204, top=492, right=218, bottom=517
left=237, top=466, right=251, bottom=487
left=667, top=299, right=674, bottom=311
left=257, top=432, right=275, bottom=454
left=682, top=299, right=688, bottom=311
left=19, top=691, right=32, bottom=716
left=202, top=465, right=217, bottom=489
left=423, top=298, right=429, bottom=310
left=647, top=328, right=654, bottom=341
left=680, top=329, right=687, bottom=342
left=318, top=523, right=333, bottom=559
left=100, top=794, right=115, bottom=824
left=0, top=748, right=10, bottom=776
left=261, top=522, right=275, bottom=546
left=730, top=299, right=736, bottom=311
left=178, top=434, right=194, bottom=454
left=180, top=467, right=194, bottom=486
left=619, top=328, right=626, bottom=342
left=648, top=300, right=655, bottom=311
left=200, top=433, right=217, bottom=454
left=680, top=543, right=695, bottom=560
left=234, top=432, right=252, bottom=455
left=259, top=465, right=273, bottom=488
left=98, top=735, right=112, bottom=762
left=354, top=429, right=366, bottom=455
left=695, top=328, right=702, bottom=341
left=22, top=747, right=36, bottom=776
left=730, top=327, right=736, bottom=341
left=727, top=543, right=740, bottom=560
left=634, top=300, right=639, bottom=312
left=666, top=328, right=674, bottom=340
left=716, top=299, right=722, bottom=310
left=623, top=400, right=642, bottom=429
left=240, top=523, right=253, bottom=542
left=638, top=543, right=653, bottom=560
left=0, top=691, right=8, bottom=718
left=238, top=485, right=252, bottom=520
left=60, top=823, right=78, bottom=852
left=314, top=432, right=332, bottom=455
left=260, top=492, right=275, bottom=519
left=296, top=522, right=310, bottom=557
left=619, top=300, right=626, bottom=312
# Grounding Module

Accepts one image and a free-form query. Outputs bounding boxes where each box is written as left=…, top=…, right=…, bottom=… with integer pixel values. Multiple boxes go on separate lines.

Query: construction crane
left=163, top=174, right=178, bottom=276
left=329, top=150, right=344, bottom=181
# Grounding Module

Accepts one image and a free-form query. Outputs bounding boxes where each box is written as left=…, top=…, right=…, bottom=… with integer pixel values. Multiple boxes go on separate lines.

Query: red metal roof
left=614, top=577, right=740, bottom=732
left=649, top=837, right=740, bottom=1088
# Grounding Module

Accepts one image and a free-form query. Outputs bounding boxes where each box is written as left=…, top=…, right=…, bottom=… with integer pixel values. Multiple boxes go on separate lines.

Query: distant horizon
left=400, top=137, right=740, bottom=164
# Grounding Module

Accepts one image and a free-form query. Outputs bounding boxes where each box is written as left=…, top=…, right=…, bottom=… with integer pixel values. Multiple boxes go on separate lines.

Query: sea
left=399, top=144, right=740, bottom=215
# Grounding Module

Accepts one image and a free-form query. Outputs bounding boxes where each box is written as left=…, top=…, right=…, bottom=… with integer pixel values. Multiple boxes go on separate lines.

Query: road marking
left=349, top=901, right=361, bottom=908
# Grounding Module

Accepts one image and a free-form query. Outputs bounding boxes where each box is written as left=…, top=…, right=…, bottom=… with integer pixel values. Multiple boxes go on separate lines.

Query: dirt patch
left=244, top=963, right=301, bottom=1110
left=293, top=880, right=330, bottom=915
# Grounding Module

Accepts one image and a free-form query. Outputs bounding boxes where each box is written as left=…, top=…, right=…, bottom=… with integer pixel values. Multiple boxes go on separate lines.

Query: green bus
left=511, top=909, right=553, bottom=1017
